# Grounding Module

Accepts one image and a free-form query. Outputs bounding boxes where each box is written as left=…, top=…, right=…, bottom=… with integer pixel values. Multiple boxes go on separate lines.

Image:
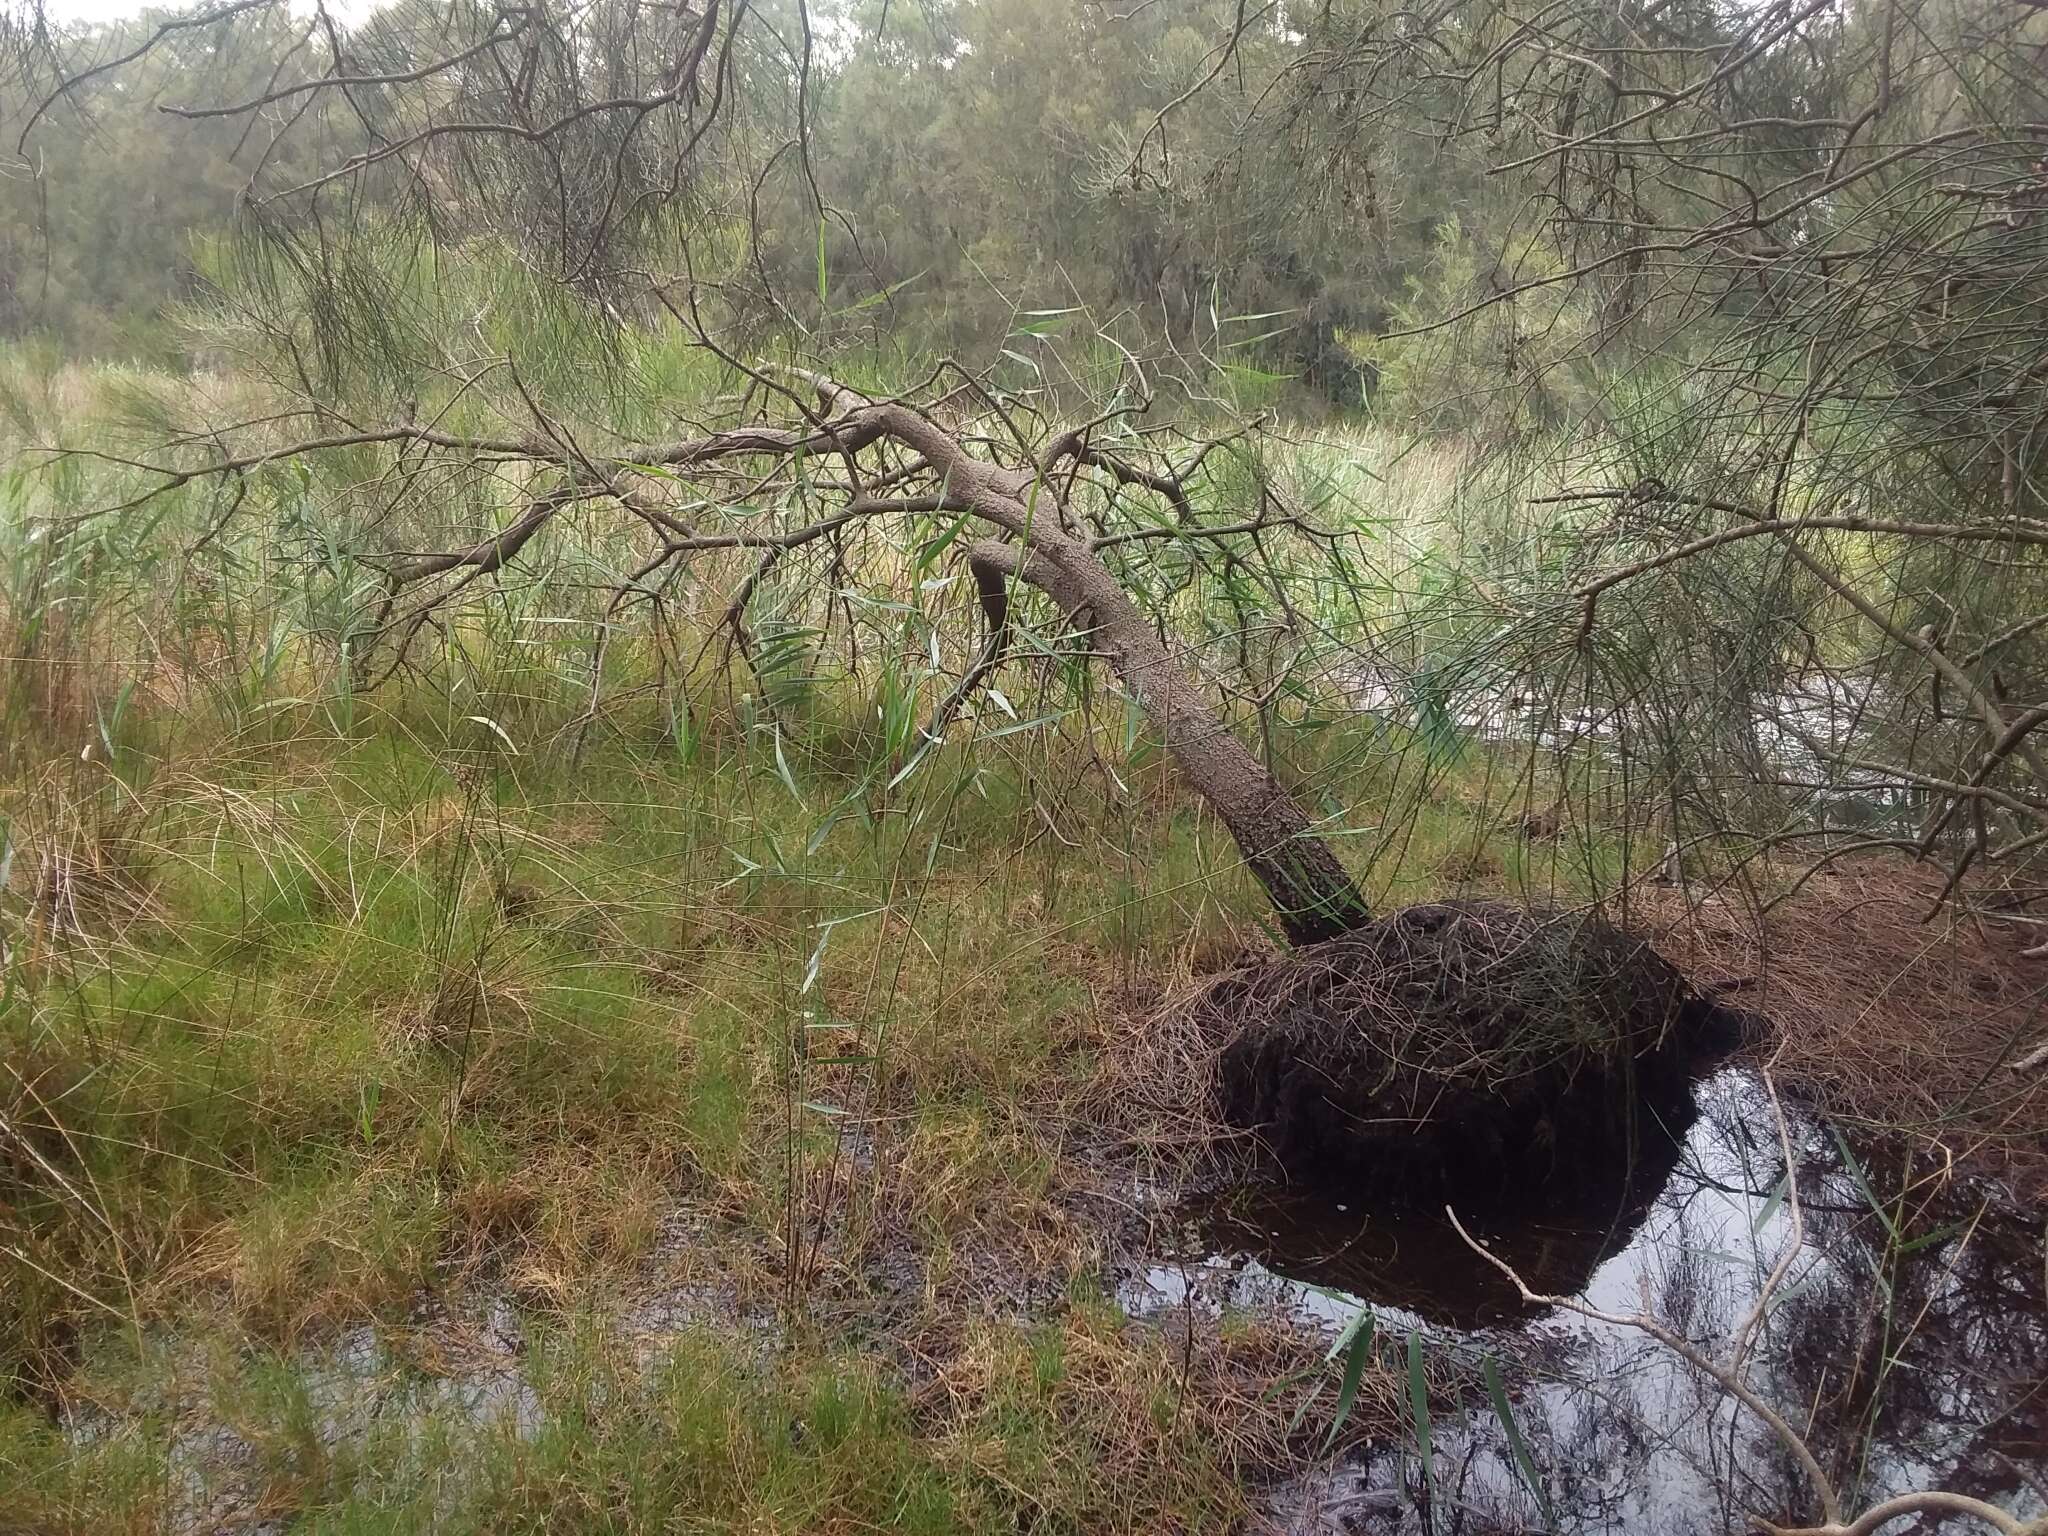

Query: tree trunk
left=964, top=536, right=1371, bottom=946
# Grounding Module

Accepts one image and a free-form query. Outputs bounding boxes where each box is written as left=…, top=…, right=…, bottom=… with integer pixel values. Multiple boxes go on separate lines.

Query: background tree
left=5, top=0, right=1395, bottom=946
left=1143, top=0, right=2048, bottom=906
left=13, top=0, right=2048, bottom=922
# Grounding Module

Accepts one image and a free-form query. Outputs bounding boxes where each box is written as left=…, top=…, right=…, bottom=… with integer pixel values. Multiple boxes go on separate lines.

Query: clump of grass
left=926, top=1287, right=1363, bottom=1531
left=4, top=1292, right=1365, bottom=1534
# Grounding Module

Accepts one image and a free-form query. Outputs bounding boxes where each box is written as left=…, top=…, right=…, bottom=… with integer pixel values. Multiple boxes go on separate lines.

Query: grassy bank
left=0, top=621, right=1608, bottom=1531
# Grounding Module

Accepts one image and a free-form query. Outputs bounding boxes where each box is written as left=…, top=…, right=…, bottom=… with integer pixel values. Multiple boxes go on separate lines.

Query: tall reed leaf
left=1322, top=1304, right=1376, bottom=1449
left=1406, top=1330, right=1434, bottom=1494
left=1483, top=1354, right=1552, bottom=1528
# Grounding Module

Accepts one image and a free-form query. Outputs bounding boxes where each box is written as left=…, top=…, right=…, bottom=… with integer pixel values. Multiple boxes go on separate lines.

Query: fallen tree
left=74, top=361, right=1383, bottom=941
left=9, top=0, right=1760, bottom=1192
left=46, top=354, right=1766, bottom=1194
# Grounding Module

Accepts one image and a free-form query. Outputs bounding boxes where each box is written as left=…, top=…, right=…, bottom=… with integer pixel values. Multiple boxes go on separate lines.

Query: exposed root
left=1193, top=902, right=1741, bottom=1208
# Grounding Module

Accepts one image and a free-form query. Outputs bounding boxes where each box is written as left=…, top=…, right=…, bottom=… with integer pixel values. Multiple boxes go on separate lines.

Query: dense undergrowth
left=0, top=690, right=1598, bottom=1529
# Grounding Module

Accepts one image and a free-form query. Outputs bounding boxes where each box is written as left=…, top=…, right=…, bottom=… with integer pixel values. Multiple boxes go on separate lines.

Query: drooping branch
left=155, top=7, right=534, bottom=121
left=377, top=489, right=568, bottom=587
left=920, top=548, right=1016, bottom=748
left=13, top=0, right=282, bottom=155
left=58, top=347, right=1372, bottom=945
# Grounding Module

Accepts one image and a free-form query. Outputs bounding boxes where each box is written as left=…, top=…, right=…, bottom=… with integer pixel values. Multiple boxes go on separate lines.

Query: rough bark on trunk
left=960, top=534, right=1370, bottom=946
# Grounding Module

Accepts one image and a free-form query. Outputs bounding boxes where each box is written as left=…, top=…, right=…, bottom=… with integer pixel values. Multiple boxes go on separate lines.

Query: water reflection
left=1127, top=1071, right=2048, bottom=1534
left=1153, top=1096, right=1695, bottom=1330
left=1341, top=665, right=1927, bottom=836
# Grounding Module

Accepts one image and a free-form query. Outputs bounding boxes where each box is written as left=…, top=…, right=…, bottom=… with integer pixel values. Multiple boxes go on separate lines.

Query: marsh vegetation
left=2, top=0, right=2046, bottom=1530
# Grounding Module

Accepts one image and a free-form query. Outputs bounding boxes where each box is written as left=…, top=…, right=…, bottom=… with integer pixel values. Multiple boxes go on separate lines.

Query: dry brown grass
left=918, top=1298, right=1388, bottom=1530
left=1640, top=854, right=2048, bottom=1190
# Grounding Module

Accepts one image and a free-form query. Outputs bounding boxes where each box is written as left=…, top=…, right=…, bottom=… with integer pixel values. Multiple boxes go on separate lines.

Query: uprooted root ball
left=1198, top=902, right=1755, bottom=1210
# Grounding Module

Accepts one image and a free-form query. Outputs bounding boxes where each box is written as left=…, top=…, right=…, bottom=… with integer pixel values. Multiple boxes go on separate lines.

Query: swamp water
left=1122, top=1070, right=2047, bottom=1534
left=67, top=1074, right=2044, bottom=1533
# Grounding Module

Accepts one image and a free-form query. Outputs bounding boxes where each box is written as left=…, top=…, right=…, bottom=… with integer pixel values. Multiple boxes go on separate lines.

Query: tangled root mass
left=1199, top=902, right=1762, bottom=1210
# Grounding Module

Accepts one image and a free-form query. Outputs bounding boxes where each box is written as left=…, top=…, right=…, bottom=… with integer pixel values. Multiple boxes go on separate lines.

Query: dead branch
left=1448, top=1071, right=2042, bottom=1536
left=920, top=544, right=1017, bottom=747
